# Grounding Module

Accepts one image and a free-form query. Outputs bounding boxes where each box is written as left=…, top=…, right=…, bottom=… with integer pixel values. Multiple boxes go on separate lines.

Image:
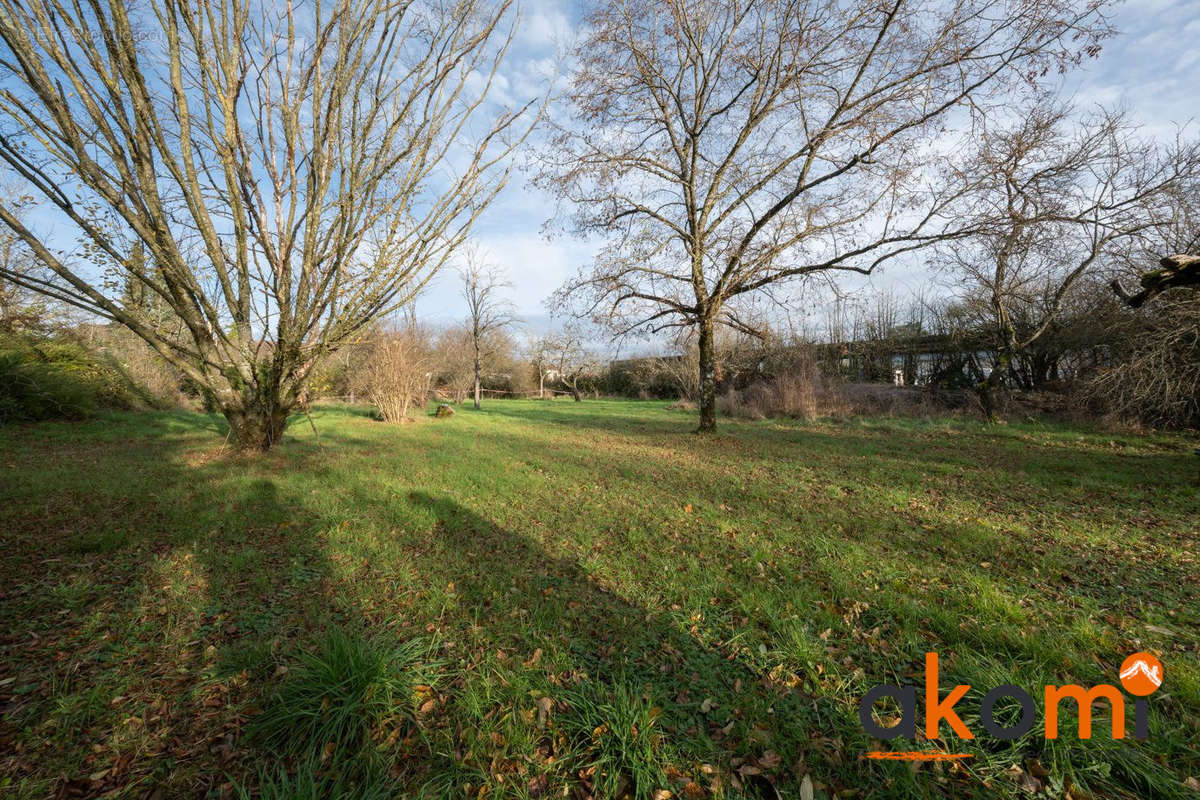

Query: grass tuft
left=560, top=679, right=675, bottom=800
left=233, top=756, right=400, bottom=800
left=249, top=629, right=428, bottom=768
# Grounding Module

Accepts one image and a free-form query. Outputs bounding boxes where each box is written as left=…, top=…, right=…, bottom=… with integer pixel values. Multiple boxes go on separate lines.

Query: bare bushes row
left=716, top=348, right=844, bottom=420
left=716, top=374, right=990, bottom=421
left=713, top=345, right=988, bottom=421
left=717, top=360, right=845, bottom=420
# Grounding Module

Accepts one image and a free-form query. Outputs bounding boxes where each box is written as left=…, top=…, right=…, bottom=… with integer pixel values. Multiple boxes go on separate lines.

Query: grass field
left=1, top=400, right=1197, bottom=799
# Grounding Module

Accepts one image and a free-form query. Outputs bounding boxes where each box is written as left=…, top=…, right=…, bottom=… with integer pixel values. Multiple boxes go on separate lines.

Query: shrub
left=603, top=358, right=684, bottom=399
left=840, top=382, right=974, bottom=418
left=86, top=325, right=188, bottom=408
left=1086, top=293, right=1200, bottom=429
left=355, top=324, right=432, bottom=422
left=717, top=349, right=847, bottom=420
left=0, top=334, right=156, bottom=422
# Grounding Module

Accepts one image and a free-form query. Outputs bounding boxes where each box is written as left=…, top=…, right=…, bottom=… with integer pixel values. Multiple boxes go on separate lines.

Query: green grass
left=0, top=399, right=1196, bottom=798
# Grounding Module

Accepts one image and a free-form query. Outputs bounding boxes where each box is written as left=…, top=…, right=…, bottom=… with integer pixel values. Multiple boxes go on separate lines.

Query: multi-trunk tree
left=938, top=103, right=1196, bottom=420
left=540, top=0, right=1114, bottom=431
left=0, top=0, right=535, bottom=449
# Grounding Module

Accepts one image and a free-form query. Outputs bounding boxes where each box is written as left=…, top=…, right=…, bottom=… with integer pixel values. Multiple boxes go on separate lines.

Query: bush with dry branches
left=357, top=325, right=432, bottom=423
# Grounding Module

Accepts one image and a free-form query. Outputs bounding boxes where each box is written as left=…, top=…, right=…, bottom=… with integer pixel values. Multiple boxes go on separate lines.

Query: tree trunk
left=539, top=372, right=544, bottom=398
left=977, top=356, right=1008, bottom=424
left=223, top=401, right=291, bottom=451
left=473, top=353, right=482, bottom=410
left=697, top=316, right=717, bottom=432
left=213, top=357, right=308, bottom=451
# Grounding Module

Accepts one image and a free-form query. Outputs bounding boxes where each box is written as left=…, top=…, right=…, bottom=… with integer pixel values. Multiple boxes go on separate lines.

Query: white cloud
left=1065, top=0, right=1200, bottom=135
left=516, top=1, right=572, bottom=50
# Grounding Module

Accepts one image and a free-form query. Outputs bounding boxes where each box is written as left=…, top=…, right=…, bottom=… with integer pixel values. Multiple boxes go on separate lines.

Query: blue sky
left=9, top=0, right=1196, bottom=346
left=413, top=0, right=582, bottom=333
left=412, top=0, right=1200, bottom=340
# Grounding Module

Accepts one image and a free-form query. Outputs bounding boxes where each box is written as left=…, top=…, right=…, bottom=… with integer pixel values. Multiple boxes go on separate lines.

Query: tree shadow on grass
left=423, top=426, right=1198, bottom=797
left=0, top=420, right=372, bottom=798
left=3, top=408, right=1193, bottom=799
left=394, top=490, right=909, bottom=799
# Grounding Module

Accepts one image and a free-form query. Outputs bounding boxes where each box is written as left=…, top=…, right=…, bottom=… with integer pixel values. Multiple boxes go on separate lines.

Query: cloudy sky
left=412, top=0, right=1200, bottom=342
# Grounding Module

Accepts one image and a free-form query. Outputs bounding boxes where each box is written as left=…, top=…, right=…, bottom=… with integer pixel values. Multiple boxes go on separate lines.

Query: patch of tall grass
left=249, top=629, right=430, bottom=767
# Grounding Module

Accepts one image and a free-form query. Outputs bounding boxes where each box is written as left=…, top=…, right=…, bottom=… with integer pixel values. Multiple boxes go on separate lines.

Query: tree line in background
left=4, top=252, right=1197, bottom=429
left=0, top=0, right=1197, bottom=444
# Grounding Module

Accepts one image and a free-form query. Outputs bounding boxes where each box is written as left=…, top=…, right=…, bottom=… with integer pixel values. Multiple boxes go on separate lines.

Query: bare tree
left=938, top=103, right=1195, bottom=420
left=528, top=333, right=557, bottom=398
left=539, top=0, right=1111, bottom=431
left=1095, top=169, right=1200, bottom=426
left=547, top=327, right=601, bottom=402
left=460, top=248, right=516, bottom=409
left=429, top=324, right=474, bottom=403
left=0, top=0, right=537, bottom=449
